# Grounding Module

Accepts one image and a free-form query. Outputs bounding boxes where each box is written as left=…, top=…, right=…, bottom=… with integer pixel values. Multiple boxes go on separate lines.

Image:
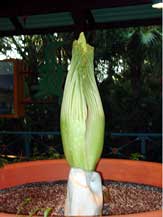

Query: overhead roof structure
left=0, top=0, right=162, bottom=36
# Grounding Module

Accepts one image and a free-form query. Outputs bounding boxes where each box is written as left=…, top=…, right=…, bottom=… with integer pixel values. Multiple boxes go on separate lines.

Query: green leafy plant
left=35, top=41, right=66, bottom=103
left=16, top=197, right=31, bottom=216
left=31, top=145, right=62, bottom=161
left=43, top=207, right=53, bottom=217
left=0, top=157, right=8, bottom=168
left=130, top=152, right=144, bottom=160
left=29, top=207, right=52, bottom=217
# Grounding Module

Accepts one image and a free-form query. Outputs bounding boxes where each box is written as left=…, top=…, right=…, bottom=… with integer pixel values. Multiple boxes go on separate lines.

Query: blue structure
left=0, top=131, right=162, bottom=161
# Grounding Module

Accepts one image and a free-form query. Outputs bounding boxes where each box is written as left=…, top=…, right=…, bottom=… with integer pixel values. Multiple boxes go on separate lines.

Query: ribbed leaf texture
left=61, top=33, right=105, bottom=171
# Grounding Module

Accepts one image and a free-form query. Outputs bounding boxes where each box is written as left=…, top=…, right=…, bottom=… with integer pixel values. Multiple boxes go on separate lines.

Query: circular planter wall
left=0, top=159, right=162, bottom=217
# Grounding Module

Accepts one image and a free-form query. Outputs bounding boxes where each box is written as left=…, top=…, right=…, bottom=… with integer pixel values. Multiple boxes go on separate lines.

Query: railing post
left=140, top=136, right=147, bottom=158
left=24, top=133, right=31, bottom=157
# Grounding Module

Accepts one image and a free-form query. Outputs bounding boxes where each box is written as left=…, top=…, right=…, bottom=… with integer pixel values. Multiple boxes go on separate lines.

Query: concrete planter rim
left=0, top=158, right=162, bottom=217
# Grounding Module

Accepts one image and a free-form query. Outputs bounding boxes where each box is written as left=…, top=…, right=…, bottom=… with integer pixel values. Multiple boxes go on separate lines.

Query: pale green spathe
left=60, top=32, right=105, bottom=171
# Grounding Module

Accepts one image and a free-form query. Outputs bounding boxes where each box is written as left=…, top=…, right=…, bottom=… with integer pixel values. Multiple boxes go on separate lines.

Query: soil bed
left=0, top=180, right=162, bottom=216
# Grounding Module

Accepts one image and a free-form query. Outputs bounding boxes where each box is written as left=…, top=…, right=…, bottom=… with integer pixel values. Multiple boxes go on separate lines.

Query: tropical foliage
left=0, top=26, right=161, bottom=162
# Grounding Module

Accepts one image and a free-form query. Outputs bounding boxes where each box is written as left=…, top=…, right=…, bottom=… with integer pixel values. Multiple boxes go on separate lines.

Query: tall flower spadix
left=61, top=32, right=105, bottom=171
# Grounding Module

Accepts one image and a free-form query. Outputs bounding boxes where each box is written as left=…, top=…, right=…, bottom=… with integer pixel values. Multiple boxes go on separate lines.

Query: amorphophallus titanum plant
left=61, top=32, right=105, bottom=216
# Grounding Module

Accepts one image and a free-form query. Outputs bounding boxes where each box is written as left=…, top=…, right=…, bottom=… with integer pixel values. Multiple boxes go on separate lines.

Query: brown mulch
left=0, top=181, right=162, bottom=216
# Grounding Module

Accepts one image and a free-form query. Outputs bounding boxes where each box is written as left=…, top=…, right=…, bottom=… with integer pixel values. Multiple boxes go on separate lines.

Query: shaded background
left=0, top=26, right=162, bottom=164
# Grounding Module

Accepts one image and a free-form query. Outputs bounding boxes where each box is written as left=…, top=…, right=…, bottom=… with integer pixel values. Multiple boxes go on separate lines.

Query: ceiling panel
left=18, top=12, right=74, bottom=29
left=0, top=18, right=14, bottom=31
left=0, top=1, right=161, bottom=36
left=92, top=4, right=161, bottom=22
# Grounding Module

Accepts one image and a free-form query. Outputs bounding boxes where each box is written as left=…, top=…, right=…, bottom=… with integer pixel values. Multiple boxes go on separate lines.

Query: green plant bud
left=60, top=32, right=105, bottom=171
